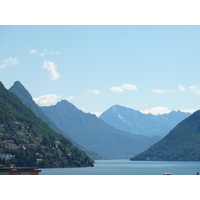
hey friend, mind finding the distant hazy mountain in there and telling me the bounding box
[130,109,200,161]
[99,105,191,137]
[9,81,100,159]
[41,100,161,158]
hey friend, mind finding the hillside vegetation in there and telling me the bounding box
[0,81,94,167]
[130,110,200,161]
[9,81,101,159]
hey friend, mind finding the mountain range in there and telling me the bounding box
[8,81,197,161]
[0,81,94,167]
[41,101,161,158]
[9,81,101,159]
[10,81,161,159]
[130,109,200,161]
[99,105,191,137]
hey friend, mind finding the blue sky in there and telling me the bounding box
[1,25,200,116]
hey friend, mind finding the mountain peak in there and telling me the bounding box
[60,99,69,104]
[100,105,191,137]
[13,80,22,85]
[56,99,73,107]
[10,80,32,97]
[10,81,26,90]
[41,100,161,158]
[0,81,5,89]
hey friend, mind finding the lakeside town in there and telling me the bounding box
[0,121,75,168]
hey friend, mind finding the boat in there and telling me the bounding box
[163,173,171,175]
[0,166,41,175]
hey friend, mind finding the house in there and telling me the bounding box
[54,140,60,148]
[68,152,72,157]
[36,137,42,142]
[4,143,20,150]
[36,159,43,163]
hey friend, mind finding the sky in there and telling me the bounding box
[1,25,200,116]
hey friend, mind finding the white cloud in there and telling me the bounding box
[121,83,138,91]
[177,85,185,92]
[189,85,200,94]
[42,60,61,81]
[169,85,185,93]
[38,49,48,56]
[110,83,138,93]
[0,57,19,70]
[151,89,165,94]
[48,50,59,55]
[86,90,101,94]
[31,49,59,56]
[141,107,196,115]
[110,86,124,93]
[30,49,38,55]
[141,107,171,115]
[65,96,75,101]
[90,112,103,117]
[180,109,196,114]
[33,94,61,106]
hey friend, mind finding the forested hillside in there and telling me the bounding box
[0,81,94,167]
[9,81,101,159]
[130,109,200,161]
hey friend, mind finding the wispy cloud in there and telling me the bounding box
[170,85,186,93]
[33,94,61,106]
[180,109,196,114]
[30,49,59,56]
[90,112,103,117]
[141,107,171,115]
[189,85,200,94]
[177,85,185,92]
[38,49,59,56]
[151,89,166,94]
[0,57,19,70]
[110,86,124,93]
[121,83,138,91]
[42,60,61,81]
[141,107,195,115]
[86,90,101,94]
[30,49,38,55]
[110,83,138,93]
[65,96,75,101]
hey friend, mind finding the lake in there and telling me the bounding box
[40,159,200,175]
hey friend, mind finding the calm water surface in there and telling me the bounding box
[40,159,200,175]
